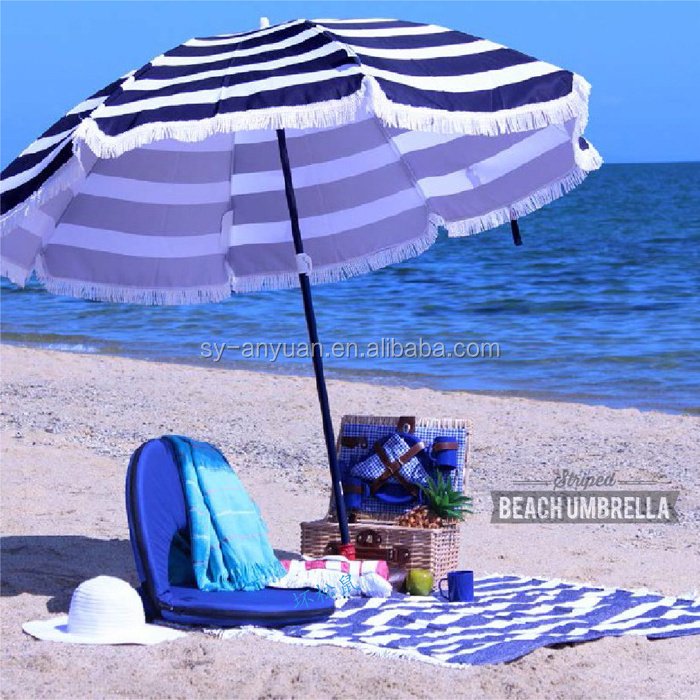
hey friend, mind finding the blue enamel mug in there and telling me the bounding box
[438,570,474,602]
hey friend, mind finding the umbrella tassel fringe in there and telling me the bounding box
[369,74,594,138]
[21,219,440,303]
[71,82,374,159]
[440,164,600,238]
[67,76,593,159]
[0,156,86,240]
[0,257,33,287]
[2,75,596,233]
[32,253,232,304]
[232,219,441,294]
[4,162,602,302]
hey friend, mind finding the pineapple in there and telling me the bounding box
[397,473,472,528]
[397,505,440,528]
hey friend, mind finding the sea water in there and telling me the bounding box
[2,163,699,413]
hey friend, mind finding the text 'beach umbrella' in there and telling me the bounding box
[0,17,601,555]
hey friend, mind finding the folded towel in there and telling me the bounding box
[165,435,285,592]
[274,557,392,598]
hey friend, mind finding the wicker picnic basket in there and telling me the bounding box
[301,415,471,585]
[300,519,461,585]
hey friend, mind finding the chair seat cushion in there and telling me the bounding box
[160,585,335,628]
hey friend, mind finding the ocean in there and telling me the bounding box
[2,163,699,414]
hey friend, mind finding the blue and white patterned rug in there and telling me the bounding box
[210,575,700,667]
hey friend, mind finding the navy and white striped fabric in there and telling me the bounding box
[214,575,700,667]
[1,18,601,303]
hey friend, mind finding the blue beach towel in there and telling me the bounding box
[207,575,700,666]
[165,435,285,592]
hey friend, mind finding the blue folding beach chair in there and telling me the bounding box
[126,438,334,627]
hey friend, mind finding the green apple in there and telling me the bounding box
[406,568,433,596]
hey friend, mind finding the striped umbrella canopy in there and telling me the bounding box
[0,17,601,552]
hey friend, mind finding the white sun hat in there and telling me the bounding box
[22,576,186,645]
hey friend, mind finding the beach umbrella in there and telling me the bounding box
[0,17,601,556]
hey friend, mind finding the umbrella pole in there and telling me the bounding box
[510,218,523,246]
[276,129,355,557]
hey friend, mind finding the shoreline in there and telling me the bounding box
[2,339,696,417]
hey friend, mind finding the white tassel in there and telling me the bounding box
[0,155,86,239]
[0,257,32,286]
[5,159,599,304]
[3,73,599,239]
[368,73,593,138]
[439,166,596,238]
[32,255,232,305]
[72,79,374,160]
[70,74,594,160]
[232,216,440,295]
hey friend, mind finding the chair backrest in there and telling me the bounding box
[125,438,187,610]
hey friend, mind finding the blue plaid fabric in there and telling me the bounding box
[349,433,429,487]
[339,419,468,516]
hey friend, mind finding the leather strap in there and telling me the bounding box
[356,531,410,565]
[432,440,458,453]
[356,529,382,547]
[396,416,415,434]
[370,440,424,496]
[341,435,368,449]
[372,442,417,494]
[325,539,410,566]
[341,481,364,495]
[355,544,410,565]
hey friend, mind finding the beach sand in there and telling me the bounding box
[1,344,698,699]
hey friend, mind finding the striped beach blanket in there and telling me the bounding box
[212,574,700,666]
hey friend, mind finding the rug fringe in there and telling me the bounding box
[215,624,471,669]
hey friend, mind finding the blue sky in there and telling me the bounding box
[2,1,699,166]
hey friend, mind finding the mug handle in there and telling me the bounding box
[438,577,449,600]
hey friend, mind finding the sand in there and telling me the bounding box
[1,344,698,699]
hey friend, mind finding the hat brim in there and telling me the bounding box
[23,615,186,645]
